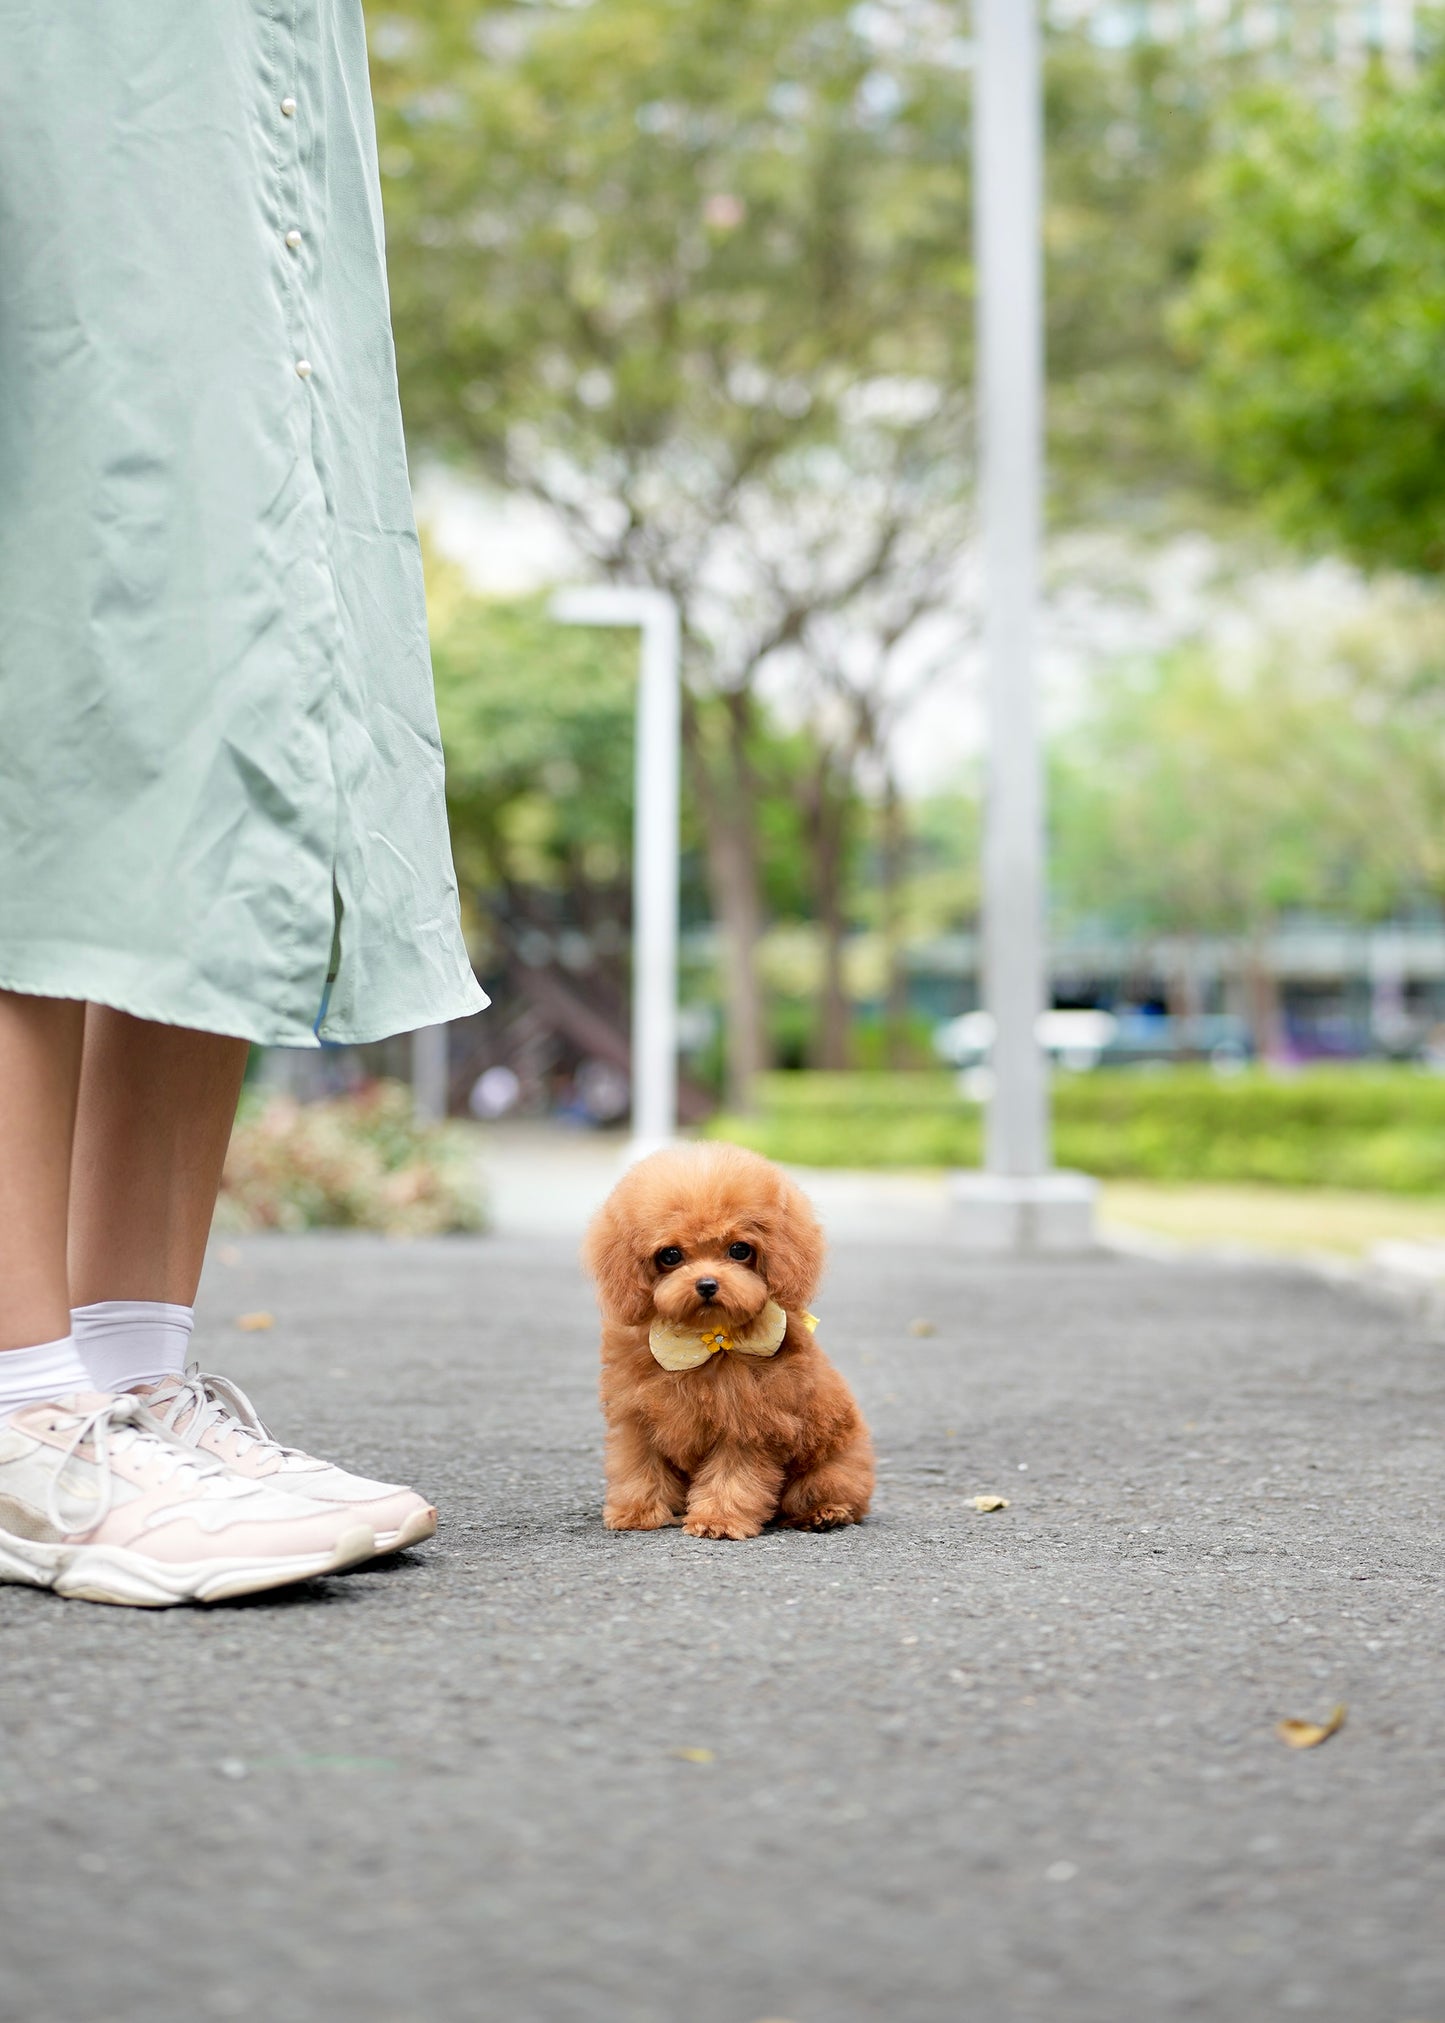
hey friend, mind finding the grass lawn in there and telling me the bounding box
[1098,1181,1445,1258]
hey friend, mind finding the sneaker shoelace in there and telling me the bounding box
[153,1368,319,1477]
[46,1394,228,1538]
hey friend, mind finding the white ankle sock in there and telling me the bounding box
[0,1335,92,1420]
[71,1300,194,1393]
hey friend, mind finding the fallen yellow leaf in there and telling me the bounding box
[969,1494,1010,1512]
[670,1747,715,1764]
[908,1318,938,1337]
[1276,1704,1346,1750]
[234,1311,275,1332]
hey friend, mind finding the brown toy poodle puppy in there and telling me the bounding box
[583,1141,874,1540]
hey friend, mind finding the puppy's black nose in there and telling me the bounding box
[695,1277,719,1300]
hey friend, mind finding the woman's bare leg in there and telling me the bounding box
[0,1001,374,1600]
[68,1008,249,1308]
[0,992,85,1351]
[61,1008,435,1552]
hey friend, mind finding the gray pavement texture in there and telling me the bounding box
[1,1234,1442,2023]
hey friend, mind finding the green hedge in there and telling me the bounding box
[706,1068,1445,1192]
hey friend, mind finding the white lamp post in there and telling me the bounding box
[410,1023,450,1126]
[551,585,682,1160]
[952,0,1096,1249]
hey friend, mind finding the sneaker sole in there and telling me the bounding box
[373,1505,438,1555]
[0,1523,377,1608]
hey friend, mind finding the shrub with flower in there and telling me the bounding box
[218,1082,485,1236]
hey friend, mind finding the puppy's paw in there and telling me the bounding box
[682,1513,764,1540]
[781,1503,864,1530]
[604,1502,683,1531]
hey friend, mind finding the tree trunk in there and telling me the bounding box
[816,809,851,1070]
[1241,926,1285,1062]
[684,688,769,1113]
[704,808,768,1110]
[805,752,854,1072]
[880,772,911,1068]
[1164,937,1201,1057]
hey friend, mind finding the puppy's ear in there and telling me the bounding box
[582,1201,655,1327]
[758,1176,826,1314]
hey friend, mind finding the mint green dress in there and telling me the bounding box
[0,2,487,1047]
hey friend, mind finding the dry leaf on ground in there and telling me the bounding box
[670,1747,715,1764]
[908,1318,938,1336]
[969,1494,1010,1512]
[1276,1704,1346,1749]
[234,1311,275,1332]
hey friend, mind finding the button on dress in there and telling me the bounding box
[0,1,488,1047]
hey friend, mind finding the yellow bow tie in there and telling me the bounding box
[649,1301,818,1372]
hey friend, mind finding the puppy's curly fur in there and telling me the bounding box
[584,1141,874,1540]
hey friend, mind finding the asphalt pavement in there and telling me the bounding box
[1,1229,1441,2023]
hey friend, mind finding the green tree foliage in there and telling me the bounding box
[1054,642,1435,932]
[426,550,831,1078]
[1045,31,1215,503]
[427,561,656,1092]
[1054,654,1388,937]
[371,0,970,486]
[428,571,638,943]
[371,7,1224,512]
[1179,60,1445,572]
[1049,631,1441,1046]
[369,6,1415,1087]
[368,0,977,1098]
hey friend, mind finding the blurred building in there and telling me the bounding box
[1051,0,1421,63]
[904,915,1445,1060]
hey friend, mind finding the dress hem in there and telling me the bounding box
[317,979,491,1048]
[0,961,489,1050]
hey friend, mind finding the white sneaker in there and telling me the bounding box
[138,1369,437,1554]
[0,1394,376,1607]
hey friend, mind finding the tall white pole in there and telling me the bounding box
[411,1023,450,1125]
[551,587,681,1158]
[631,596,682,1154]
[975,0,1051,1180]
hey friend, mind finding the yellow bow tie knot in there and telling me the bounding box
[650,1299,806,1372]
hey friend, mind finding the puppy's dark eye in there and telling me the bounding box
[727,1242,754,1262]
[655,1246,684,1270]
